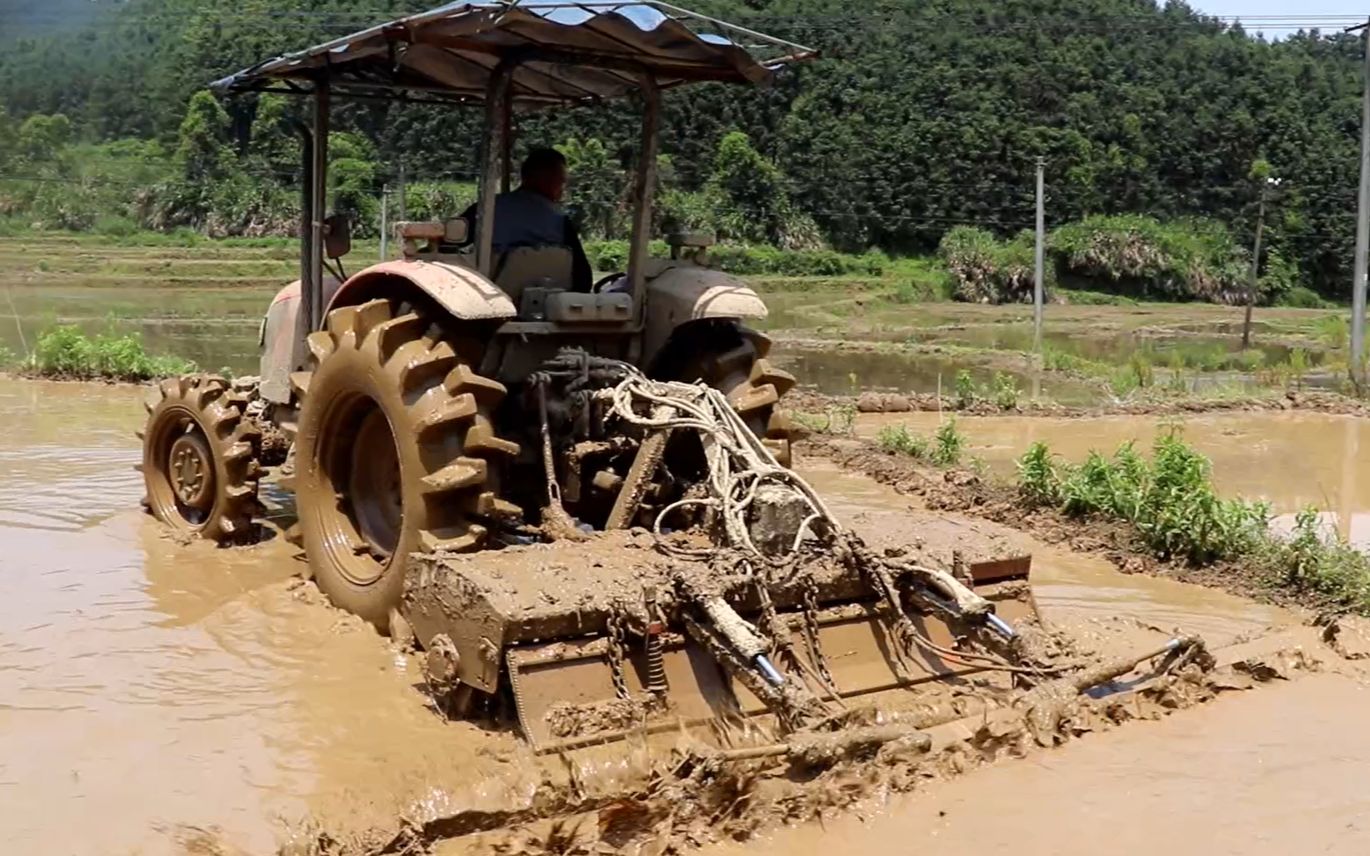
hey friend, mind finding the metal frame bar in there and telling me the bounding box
[293,122,315,371]
[477,60,516,276]
[306,79,330,340]
[627,73,660,321]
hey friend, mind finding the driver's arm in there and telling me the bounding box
[565,217,592,293]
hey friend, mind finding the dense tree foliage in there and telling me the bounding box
[0,0,1366,296]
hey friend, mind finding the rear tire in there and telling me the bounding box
[660,323,796,466]
[292,298,519,630]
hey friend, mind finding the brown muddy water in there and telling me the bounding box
[702,671,1370,856]
[0,375,1328,854]
[857,409,1370,546]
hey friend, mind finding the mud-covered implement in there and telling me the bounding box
[405,354,1042,752]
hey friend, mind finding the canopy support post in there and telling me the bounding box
[307,78,330,335]
[478,61,515,277]
[501,81,514,193]
[293,122,314,371]
[627,74,661,323]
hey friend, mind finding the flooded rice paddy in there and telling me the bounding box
[0,376,1313,853]
[3,239,1369,853]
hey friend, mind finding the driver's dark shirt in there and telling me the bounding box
[490,188,565,249]
[459,190,592,292]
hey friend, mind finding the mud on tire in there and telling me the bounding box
[139,374,263,543]
[291,298,519,630]
[661,322,796,466]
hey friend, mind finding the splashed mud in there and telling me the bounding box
[0,375,1360,855]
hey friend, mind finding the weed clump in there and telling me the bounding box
[1016,432,1267,564]
[29,325,194,381]
[1259,508,1370,610]
[876,424,929,459]
[876,417,964,466]
[793,403,856,436]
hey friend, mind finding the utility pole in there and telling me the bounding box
[1241,179,1271,349]
[1033,156,1045,352]
[1348,19,1370,384]
[379,183,390,261]
[397,160,407,221]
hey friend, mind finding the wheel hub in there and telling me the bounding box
[168,431,214,511]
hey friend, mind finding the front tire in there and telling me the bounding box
[139,374,262,543]
[291,298,519,630]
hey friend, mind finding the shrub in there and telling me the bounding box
[938,226,1044,304]
[1016,433,1268,565]
[1274,285,1330,309]
[931,418,964,466]
[31,325,194,381]
[953,369,977,408]
[1016,442,1060,505]
[1048,215,1247,303]
[876,424,929,459]
[991,372,1019,410]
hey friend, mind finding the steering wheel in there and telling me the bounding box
[592,272,625,293]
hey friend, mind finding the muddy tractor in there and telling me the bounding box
[140,3,1041,752]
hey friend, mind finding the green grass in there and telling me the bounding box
[1017,436,1370,612]
[1016,434,1269,565]
[876,417,964,466]
[26,325,195,381]
[792,403,856,435]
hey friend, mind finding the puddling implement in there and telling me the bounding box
[404,352,1042,752]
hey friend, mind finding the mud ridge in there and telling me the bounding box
[786,386,1370,420]
[800,435,1350,618]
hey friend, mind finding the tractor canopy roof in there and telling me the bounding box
[211,2,815,106]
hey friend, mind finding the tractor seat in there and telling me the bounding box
[494,246,573,302]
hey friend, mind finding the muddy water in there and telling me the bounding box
[703,671,1370,856]
[0,378,532,855]
[0,376,1299,853]
[857,409,1370,546]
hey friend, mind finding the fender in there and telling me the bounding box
[258,260,516,404]
[326,258,516,320]
[641,265,767,368]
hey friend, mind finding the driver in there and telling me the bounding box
[463,147,592,292]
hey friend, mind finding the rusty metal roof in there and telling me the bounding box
[211,2,815,105]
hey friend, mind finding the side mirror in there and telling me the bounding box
[324,214,352,259]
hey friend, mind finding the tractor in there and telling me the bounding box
[140,2,1040,753]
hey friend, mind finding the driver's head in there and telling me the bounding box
[520,147,568,203]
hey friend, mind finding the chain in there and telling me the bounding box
[535,380,562,506]
[750,570,792,663]
[800,576,841,697]
[606,604,631,701]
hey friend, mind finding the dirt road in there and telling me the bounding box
[0,374,1358,854]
